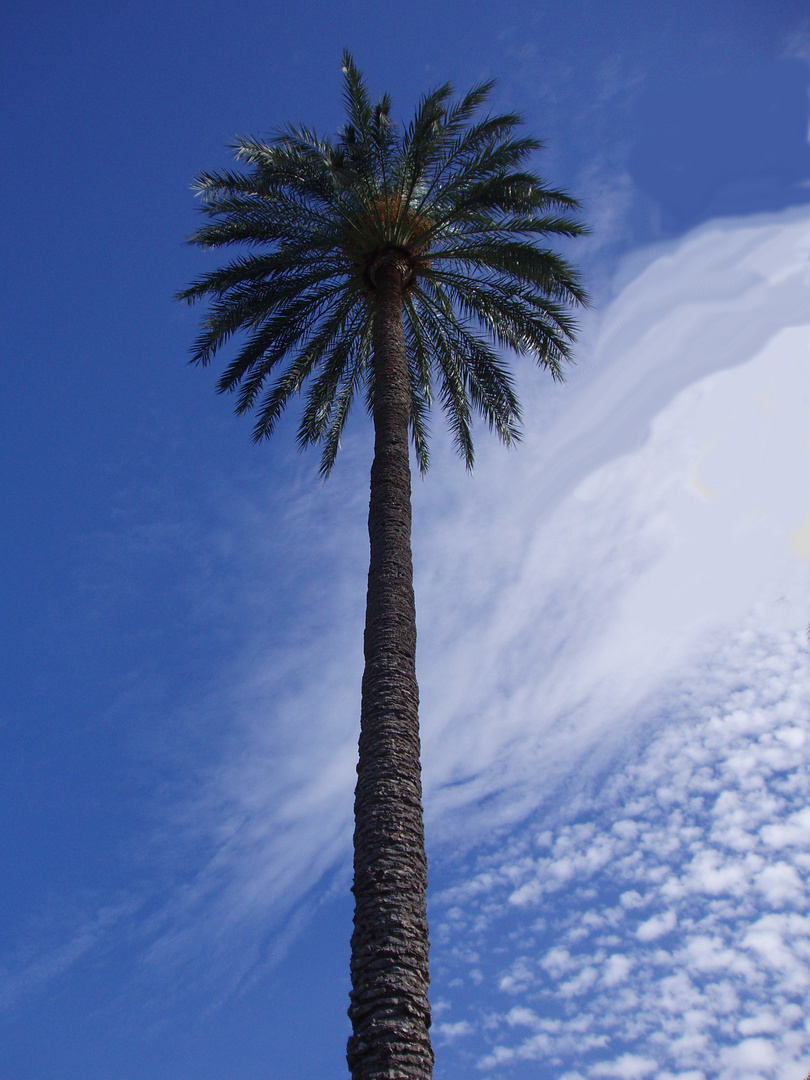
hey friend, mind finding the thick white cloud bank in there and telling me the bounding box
[424,209,810,1079]
[414,206,810,834]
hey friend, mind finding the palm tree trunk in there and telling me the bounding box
[347,254,434,1080]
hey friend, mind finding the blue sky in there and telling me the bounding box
[3,3,810,1079]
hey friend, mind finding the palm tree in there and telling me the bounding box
[178,52,587,1080]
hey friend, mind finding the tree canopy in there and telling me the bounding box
[177,51,588,476]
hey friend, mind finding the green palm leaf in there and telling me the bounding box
[178,52,587,478]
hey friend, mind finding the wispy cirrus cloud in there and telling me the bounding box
[141,206,810,996]
[7,206,810,1027]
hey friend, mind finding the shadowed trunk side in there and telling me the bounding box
[347,254,434,1080]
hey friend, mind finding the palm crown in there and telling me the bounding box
[178,51,588,475]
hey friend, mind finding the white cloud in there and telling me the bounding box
[412,210,810,854]
[21,204,809,1036]
[591,1054,658,1079]
[422,213,810,1080]
[738,1014,783,1037]
[720,1038,779,1073]
[602,954,633,987]
[436,1019,475,1042]
[636,910,677,942]
[430,609,810,1078]
[761,807,810,849]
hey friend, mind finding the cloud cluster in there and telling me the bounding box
[430,615,810,1080]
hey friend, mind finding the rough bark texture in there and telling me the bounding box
[347,254,434,1080]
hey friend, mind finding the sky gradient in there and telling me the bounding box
[3,3,810,1079]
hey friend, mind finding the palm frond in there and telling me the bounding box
[179,52,587,472]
